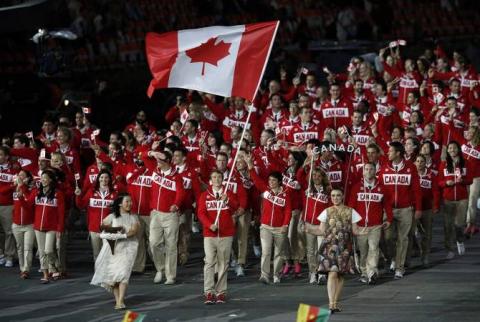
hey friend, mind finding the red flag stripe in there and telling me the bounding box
[146,31,179,97]
[232,21,279,101]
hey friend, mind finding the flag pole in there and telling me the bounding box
[302,149,316,223]
[214,104,253,226]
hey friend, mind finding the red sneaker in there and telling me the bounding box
[472,224,479,235]
[281,263,291,276]
[294,263,301,276]
[216,293,226,304]
[204,293,216,305]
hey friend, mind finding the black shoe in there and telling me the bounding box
[132,271,144,276]
[368,273,377,285]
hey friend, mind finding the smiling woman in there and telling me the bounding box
[90,193,140,310]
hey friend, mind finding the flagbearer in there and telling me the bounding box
[197,170,238,304]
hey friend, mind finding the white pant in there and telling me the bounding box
[149,210,179,281]
[35,230,57,272]
[260,224,287,279]
[204,236,233,295]
[467,177,480,224]
[90,232,102,261]
[12,224,35,272]
[0,205,15,261]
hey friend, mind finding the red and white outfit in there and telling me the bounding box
[76,188,117,259]
[12,186,35,273]
[19,188,65,272]
[319,98,354,130]
[250,168,292,281]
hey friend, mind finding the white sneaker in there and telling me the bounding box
[235,265,245,277]
[317,274,327,284]
[273,276,281,284]
[230,258,237,268]
[0,255,5,266]
[253,245,261,258]
[389,261,396,272]
[153,271,163,284]
[359,276,368,283]
[5,260,13,268]
[309,272,317,284]
[164,279,175,285]
[446,251,455,260]
[394,270,403,280]
[457,242,465,255]
[191,222,200,234]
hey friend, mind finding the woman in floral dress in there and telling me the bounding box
[306,188,361,313]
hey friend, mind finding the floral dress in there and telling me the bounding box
[316,205,361,274]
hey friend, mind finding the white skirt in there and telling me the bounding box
[90,237,138,292]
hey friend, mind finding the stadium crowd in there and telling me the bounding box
[1,35,480,310]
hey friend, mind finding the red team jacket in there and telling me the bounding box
[20,188,65,232]
[379,160,422,211]
[250,168,292,227]
[76,189,117,232]
[197,189,238,237]
[348,179,393,227]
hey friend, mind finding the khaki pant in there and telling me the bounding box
[149,210,179,281]
[0,205,15,261]
[35,230,57,272]
[133,215,151,272]
[204,236,233,295]
[12,223,35,272]
[260,224,287,279]
[304,223,320,273]
[467,177,480,224]
[55,231,68,273]
[357,225,382,278]
[384,207,413,272]
[234,209,251,265]
[443,200,467,251]
[90,232,102,261]
[284,210,305,262]
[178,209,193,262]
[417,210,433,260]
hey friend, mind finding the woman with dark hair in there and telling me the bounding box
[280,151,305,278]
[458,126,480,236]
[12,170,35,279]
[18,169,65,283]
[306,188,362,313]
[91,193,139,310]
[414,155,440,267]
[404,137,420,162]
[300,167,331,284]
[201,131,222,170]
[75,170,117,260]
[420,140,439,175]
[409,111,424,136]
[438,141,472,259]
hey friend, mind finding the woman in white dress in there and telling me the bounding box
[91,193,140,310]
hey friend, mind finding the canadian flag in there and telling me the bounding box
[146,21,279,101]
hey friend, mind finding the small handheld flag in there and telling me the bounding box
[296,303,330,322]
[122,310,146,322]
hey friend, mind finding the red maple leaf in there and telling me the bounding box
[186,37,231,76]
